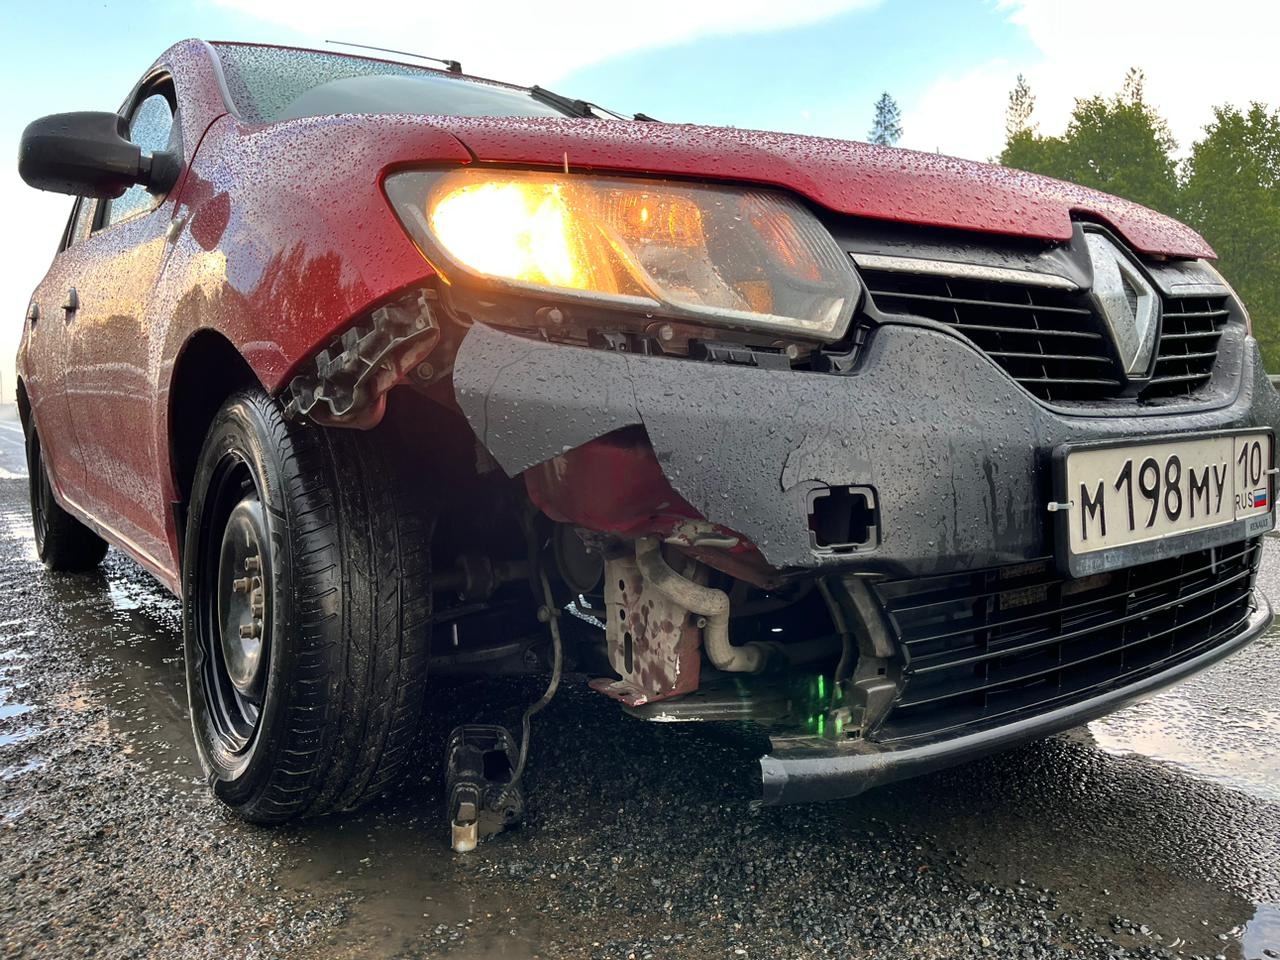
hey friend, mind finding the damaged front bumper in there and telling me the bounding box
[453,320,1279,803]
[454,320,1280,577]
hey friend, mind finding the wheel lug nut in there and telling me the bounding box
[232,577,251,594]
[245,555,261,574]
[251,601,264,618]
[239,623,261,640]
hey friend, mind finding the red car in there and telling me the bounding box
[16,40,1277,830]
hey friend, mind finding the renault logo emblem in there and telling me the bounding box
[1085,233,1159,376]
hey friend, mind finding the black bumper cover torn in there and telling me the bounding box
[452,320,1278,576]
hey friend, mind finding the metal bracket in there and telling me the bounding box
[589,552,703,707]
[285,288,440,428]
[1047,500,1074,512]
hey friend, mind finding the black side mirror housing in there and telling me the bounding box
[18,111,179,199]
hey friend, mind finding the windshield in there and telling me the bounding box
[213,43,578,123]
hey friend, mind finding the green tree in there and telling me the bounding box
[1181,104,1280,370]
[869,92,902,146]
[999,69,1179,215]
[1006,73,1036,141]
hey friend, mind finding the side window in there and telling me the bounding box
[58,197,99,252]
[70,198,97,246]
[102,92,176,229]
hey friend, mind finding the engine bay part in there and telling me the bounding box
[634,536,769,674]
[590,552,702,707]
[285,288,440,428]
[434,555,530,601]
[591,537,776,707]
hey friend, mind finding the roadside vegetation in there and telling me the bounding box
[865,75,1279,373]
[1000,70,1280,372]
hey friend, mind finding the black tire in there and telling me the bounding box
[26,427,108,572]
[182,389,432,823]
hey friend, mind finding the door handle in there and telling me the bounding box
[62,287,79,316]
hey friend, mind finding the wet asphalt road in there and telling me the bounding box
[0,404,1278,960]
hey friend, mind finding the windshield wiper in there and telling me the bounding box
[530,85,655,122]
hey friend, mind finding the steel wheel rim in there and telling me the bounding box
[196,454,273,758]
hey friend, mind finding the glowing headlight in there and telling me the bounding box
[385,169,861,342]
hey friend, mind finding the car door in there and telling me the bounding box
[19,197,99,508]
[64,78,181,570]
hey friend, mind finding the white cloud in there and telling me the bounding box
[899,59,1013,161]
[902,0,1280,162]
[210,0,881,86]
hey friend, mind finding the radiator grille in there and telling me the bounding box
[861,269,1230,405]
[870,540,1261,744]
[861,270,1119,403]
[1141,294,1231,400]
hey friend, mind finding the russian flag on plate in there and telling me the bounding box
[1250,488,1269,509]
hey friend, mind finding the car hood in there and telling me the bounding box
[430,117,1212,259]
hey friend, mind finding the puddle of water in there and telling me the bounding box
[0,623,41,752]
[0,756,45,779]
[279,808,545,958]
[0,701,33,722]
[1243,904,1280,960]
[1088,631,1280,804]
[0,727,39,748]
[107,580,144,612]
[1,676,37,746]
[46,577,194,776]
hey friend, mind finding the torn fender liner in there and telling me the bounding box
[759,594,1272,803]
[453,321,1277,574]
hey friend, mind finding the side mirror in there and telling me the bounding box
[17,111,179,199]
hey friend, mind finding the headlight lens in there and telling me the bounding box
[385,169,861,342]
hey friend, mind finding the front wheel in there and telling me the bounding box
[182,389,432,823]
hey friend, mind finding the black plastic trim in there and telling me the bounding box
[757,593,1271,804]
[453,321,1280,575]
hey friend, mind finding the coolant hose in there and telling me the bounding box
[634,536,768,674]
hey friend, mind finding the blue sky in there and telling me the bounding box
[556,2,1031,144]
[2,0,1277,401]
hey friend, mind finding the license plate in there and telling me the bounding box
[1056,430,1274,575]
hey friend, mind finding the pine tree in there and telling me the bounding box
[998,68,1179,215]
[1121,67,1145,103]
[869,93,902,146]
[1006,74,1036,140]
